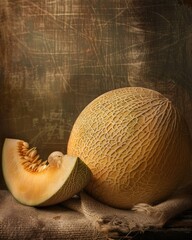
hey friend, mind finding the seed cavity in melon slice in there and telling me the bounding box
[2,138,92,206]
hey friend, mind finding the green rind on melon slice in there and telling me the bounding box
[2,138,92,206]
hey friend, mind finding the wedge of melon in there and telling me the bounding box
[2,138,92,206]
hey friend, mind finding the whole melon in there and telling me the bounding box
[67,87,191,209]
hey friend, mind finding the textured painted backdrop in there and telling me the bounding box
[0,0,192,188]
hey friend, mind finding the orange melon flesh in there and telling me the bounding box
[2,138,91,206]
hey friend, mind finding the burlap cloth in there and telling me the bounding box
[2,189,169,239]
[0,190,106,240]
[1,189,192,240]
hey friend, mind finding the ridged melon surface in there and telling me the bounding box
[2,138,91,206]
[67,87,191,209]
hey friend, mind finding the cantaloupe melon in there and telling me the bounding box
[2,138,92,206]
[67,87,191,209]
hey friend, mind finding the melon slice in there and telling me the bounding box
[2,138,92,206]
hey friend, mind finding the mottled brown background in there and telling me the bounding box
[0,0,192,188]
